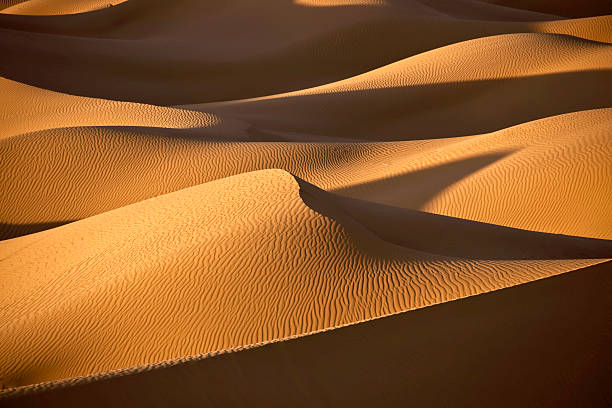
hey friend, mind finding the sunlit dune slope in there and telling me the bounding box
[0,0,24,11]
[0,169,608,388]
[0,0,610,104]
[0,78,246,140]
[2,261,610,407]
[336,108,612,239]
[1,0,126,15]
[0,0,611,404]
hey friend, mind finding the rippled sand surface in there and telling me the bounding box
[1,1,611,406]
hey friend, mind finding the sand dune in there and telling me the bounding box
[190,33,612,140]
[0,1,610,104]
[1,0,611,406]
[2,261,610,407]
[481,0,612,18]
[1,169,608,387]
[2,108,610,239]
[0,77,243,140]
[0,0,24,10]
[1,0,126,15]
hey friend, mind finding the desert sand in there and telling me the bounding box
[0,0,611,407]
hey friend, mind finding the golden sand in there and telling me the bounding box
[1,0,610,406]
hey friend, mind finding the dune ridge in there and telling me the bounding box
[0,1,610,104]
[1,0,126,15]
[1,0,611,406]
[2,108,610,239]
[480,0,612,18]
[1,169,609,388]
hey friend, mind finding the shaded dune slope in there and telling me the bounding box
[0,1,610,104]
[2,31,611,240]
[299,180,612,260]
[0,169,609,388]
[2,261,610,407]
[191,33,612,140]
[481,0,612,18]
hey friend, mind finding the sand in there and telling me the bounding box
[3,261,610,407]
[1,0,126,15]
[1,0,611,406]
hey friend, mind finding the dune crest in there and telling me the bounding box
[0,78,247,141]
[2,108,610,240]
[1,0,126,15]
[0,2,610,104]
[294,0,388,6]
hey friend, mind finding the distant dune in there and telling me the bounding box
[481,0,612,18]
[1,0,610,406]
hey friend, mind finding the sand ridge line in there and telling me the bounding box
[2,255,609,398]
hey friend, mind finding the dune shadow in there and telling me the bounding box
[389,0,563,21]
[209,70,612,141]
[332,153,512,209]
[2,9,608,107]
[471,0,612,18]
[0,221,76,240]
[298,177,612,260]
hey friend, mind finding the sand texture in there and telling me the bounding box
[1,0,611,406]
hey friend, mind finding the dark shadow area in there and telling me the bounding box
[0,0,557,39]
[297,177,612,260]
[0,15,567,105]
[206,70,612,140]
[4,261,610,406]
[478,0,612,18]
[413,0,561,20]
[333,153,512,209]
[4,68,610,142]
[0,221,76,240]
